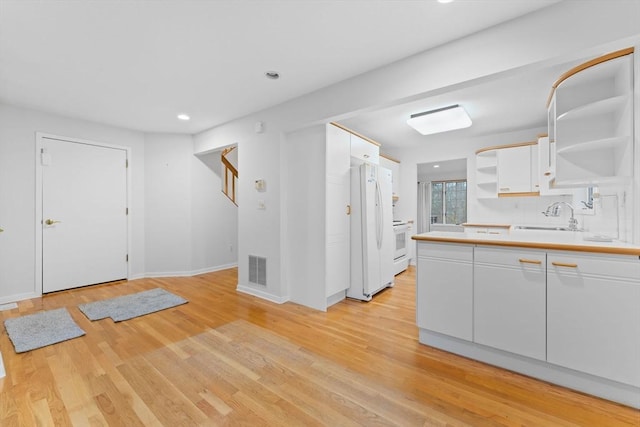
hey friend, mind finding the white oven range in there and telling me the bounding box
[392,221,409,275]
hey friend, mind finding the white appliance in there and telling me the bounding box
[348,163,395,301]
[392,221,410,275]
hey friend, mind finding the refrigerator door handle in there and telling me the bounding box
[375,180,383,249]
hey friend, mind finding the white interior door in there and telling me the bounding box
[41,137,128,293]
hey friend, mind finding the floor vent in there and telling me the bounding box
[249,255,267,286]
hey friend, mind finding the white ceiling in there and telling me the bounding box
[0,0,560,135]
[340,58,585,150]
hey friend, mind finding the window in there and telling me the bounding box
[430,180,467,225]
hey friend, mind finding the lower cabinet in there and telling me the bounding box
[547,252,640,387]
[474,247,546,360]
[416,242,473,341]
[416,241,640,388]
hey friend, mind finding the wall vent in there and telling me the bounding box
[248,255,267,286]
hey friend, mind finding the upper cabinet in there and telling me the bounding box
[497,144,538,196]
[476,142,539,198]
[538,135,573,196]
[330,122,380,165]
[547,48,634,187]
[350,133,380,164]
[379,154,400,199]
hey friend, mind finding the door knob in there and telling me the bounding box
[44,219,62,225]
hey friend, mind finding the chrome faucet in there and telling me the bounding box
[542,201,579,231]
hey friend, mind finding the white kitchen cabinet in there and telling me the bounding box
[538,136,572,196]
[350,133,379,164]
[325,124,351,298]
[474,246,546,360]
[547,251,640,387]
[416,242,473,341]
[548,48,634,187]
[379,155,400,199]
[475,149,498,199]
[530,144,539,193]
[462,224,510,235]
[477,142,538,198]
[497,144,538,195]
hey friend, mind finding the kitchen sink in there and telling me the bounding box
[513,225,573,231]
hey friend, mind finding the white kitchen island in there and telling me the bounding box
[413,230,640,409]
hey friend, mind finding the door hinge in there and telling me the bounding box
[126,207,129,215]
[125,159,129,168]
[126,254,129,262]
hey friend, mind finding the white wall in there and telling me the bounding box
[281,125,327,310]
[0,103,238,303]
[236,131,286,301]
[143,133,240,277]
[391,127,570,253]
[193,1,640,305]
[191,150,238,274]
[0,103,146,302]
[144,133,192,276]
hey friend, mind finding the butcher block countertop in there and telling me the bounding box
[412,230,640,256]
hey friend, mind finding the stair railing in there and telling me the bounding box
[221,147,238,205]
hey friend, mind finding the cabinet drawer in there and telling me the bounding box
[475,246,545,269]
[548,252,640,281]
[463,226,508,235]
[417,242,473,262]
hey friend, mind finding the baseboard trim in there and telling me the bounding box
[134,263,238,280]
[0,292,40,305]
[236,284,289,304]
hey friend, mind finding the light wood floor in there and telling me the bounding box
[1,267,638,426]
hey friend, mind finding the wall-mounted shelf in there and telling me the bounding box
[548,48,634,187]
[556,94,629,122]
[475,149,498,199]
[556,135,630,155]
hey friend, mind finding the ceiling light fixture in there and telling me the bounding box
[433,164,440,168]
[265,71,280,80]
[438,0,454,4]
[177,114,190,121]
[406,104,472,135]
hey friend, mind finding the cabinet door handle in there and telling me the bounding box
[552,262,578,268]
[544,171,552,176]
[488,231,500,235]
[346,205,351,215]
[519,258,542,265]
[499,187,510,191]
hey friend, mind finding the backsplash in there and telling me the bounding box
[469,186,632,243]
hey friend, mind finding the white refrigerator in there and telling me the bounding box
[347,163,395,301]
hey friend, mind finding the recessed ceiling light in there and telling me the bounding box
[265,71,280,80]
[177,114,190,121]
[438,0,454,3]
[433,164,440,168]
[407,104,472,135]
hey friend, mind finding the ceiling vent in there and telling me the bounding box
[248,255,267,286]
